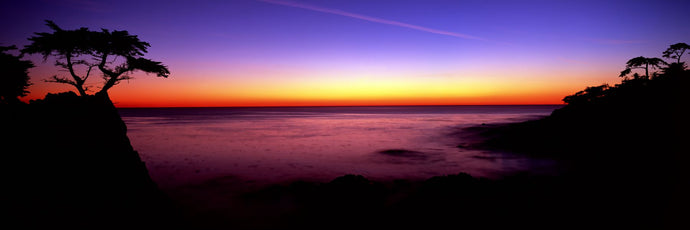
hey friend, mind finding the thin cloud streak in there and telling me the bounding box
[257,0,483,41]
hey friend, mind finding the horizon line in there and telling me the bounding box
[115,104,564,109]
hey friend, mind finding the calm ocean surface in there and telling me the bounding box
[120,105,562,190]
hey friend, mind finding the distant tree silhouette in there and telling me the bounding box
[662,42,689,64]
[0,45,34,104]
[21,20,169,97]
[565,42,688,106]
[619,56,666,79]
[562,84,609,105]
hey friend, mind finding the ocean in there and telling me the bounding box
[119,105,562,190]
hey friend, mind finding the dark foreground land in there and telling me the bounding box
[1,93,177,229]
[2,67,689,229]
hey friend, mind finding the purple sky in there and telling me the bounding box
[2,0,689,106]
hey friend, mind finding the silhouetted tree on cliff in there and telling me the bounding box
[0,45,33,104]
[21,20,169,97]
[619,56,666,79]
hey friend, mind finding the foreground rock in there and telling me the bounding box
[1,92,177,229]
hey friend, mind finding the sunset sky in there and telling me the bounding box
[2,0,689,107]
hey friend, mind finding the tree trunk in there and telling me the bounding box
[100,75,118,95]
[97,54,121,95]
[66,54,88,96]
[75,85,87,97]
[95,91,112,104]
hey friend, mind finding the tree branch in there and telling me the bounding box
[59,54,87,96]
[44,75,77,86]
[114,75,133,86]
[65,53,84,85]
[97,53,115,77]
[83,64,96,82]
[675,49,685,63]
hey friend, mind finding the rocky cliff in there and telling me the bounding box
[1,92,176,229]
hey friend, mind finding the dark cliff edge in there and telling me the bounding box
[466,66,689,179]
[1,92,178,229]
[457,66,690,229]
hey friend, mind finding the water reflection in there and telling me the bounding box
[121,106,560,189]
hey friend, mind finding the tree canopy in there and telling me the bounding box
[0,45,34,104]
[662,42,690,64]
[21,20,169,97]
[619,56,666,79]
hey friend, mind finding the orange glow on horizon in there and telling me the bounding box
[22,63,615,108]
[21,76,603,108]
[104,84,571,107]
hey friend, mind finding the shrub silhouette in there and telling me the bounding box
[0,45,33,104]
